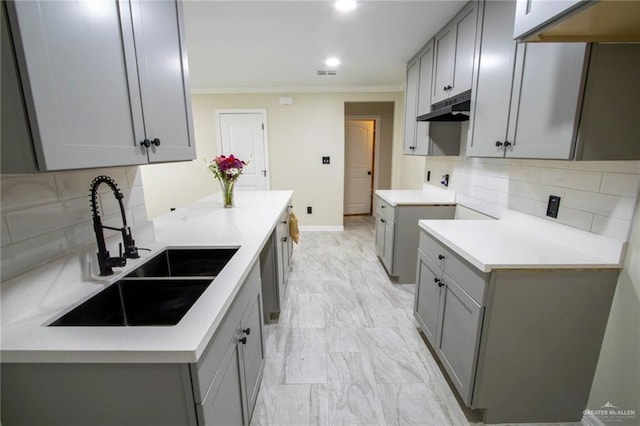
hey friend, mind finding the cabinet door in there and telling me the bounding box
[436,276,483,405]
[197,339,246,426]
[432,26,455,104]
[240,294,265,419]
[374,213,386,259]
[383,219,395,273]
[403,60,420,154]
[450,2,478,98]
[513,0,585,40]
[6,0,146,170]
[507,43,587,159]
[414,251,442,346]
[130,0,195,163]
[415,42,435,156]
[467,0,517,158]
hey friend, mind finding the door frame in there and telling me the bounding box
[215,108,271,190]
[344,115,380,215]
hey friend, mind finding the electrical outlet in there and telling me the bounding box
[546,195,561,218]
[307,206,312,214]
[322,156,330,164]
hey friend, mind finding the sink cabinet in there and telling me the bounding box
[374,195,455,284]
[1,260,265,426]
[1,0,195,172]
[414,228,620,423]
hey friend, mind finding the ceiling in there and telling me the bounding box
[183,0,467,93]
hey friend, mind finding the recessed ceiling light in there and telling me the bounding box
[325,57,341,67]
[335,0,356,13]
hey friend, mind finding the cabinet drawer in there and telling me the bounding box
[191,261,261,403]
[375,196,396,223]
[419,230,488,305]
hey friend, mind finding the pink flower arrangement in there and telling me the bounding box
[208,154,247,183]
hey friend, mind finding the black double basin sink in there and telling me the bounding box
[50,248,238,327]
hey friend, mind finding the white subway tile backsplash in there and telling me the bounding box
[425,157,640,241]
[538,168,602,192]
[534,202,594,232]
[0,174,58,211]
[507,165,541,183]
[508,195,536,215]
[515,181,566,202]
[569,161,640,174]
[0,166,148,281]
[0,230,69,281]
[55,168,129,200]
[591,215,632,241]
[98,186,146,216]
[600,173,640,198]
[5,197,90,242]
[563,189,636,221]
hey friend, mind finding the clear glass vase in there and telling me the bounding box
[219,179,235,208]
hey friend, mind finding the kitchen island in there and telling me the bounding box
[1,190,293,425]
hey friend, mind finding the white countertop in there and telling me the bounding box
[419,210,626,272]
[1,190,293,363]
[375,186,456,207]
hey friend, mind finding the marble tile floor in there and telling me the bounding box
[250,215,581,426]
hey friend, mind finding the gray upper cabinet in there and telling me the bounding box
[402,60,420,155]
[468,0,587,160]
[3,0,195,172]
[512,0,584,41]
[432,2,478,104]
[404,41,434,156]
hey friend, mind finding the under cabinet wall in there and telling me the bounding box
[0,167,149,281]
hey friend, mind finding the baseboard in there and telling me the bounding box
[299,226,344,232]
[582,413,606,426]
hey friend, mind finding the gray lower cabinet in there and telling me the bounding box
[261,206,293,321]
[414,228,620,423]
[1,0,195,172]
[1,261,265,426]
[374,195,455,284]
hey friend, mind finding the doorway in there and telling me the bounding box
[344,118,378,215]
[216,109,270,190]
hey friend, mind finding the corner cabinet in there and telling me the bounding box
[432,1,479,104]
[414,228,621,424]
[374,195,454,284]
[467,0,587,160]
[1,0,195,173]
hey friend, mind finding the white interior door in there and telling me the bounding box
[218,112,268,190]
[344,120,374,215]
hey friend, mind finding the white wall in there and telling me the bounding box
[141,92,405,228]
[0,167,147,281]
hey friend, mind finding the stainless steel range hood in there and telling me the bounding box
[517,0,640,43]
[417,90,471,122]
